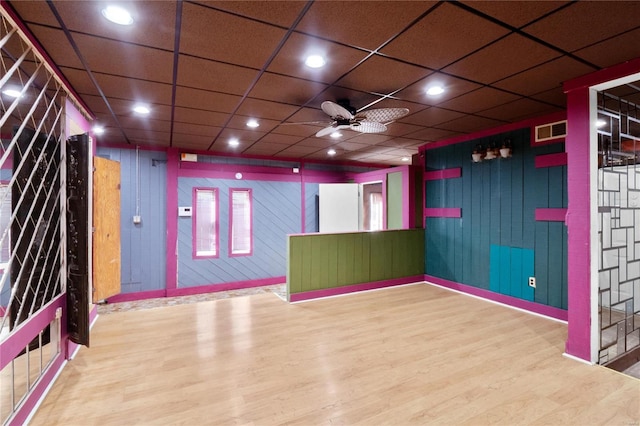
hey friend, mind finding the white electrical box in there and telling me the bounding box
[133,215,142,224]
[178,206,192,217]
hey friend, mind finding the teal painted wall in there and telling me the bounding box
[424,128,568,309]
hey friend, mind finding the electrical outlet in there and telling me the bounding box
[133,215,142,224]
[528,277,536,288]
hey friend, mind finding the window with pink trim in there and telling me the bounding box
[230,188,252,256]
[193,188,219,258]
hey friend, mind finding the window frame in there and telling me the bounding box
[192,187,219,259]
[229,188,253,257]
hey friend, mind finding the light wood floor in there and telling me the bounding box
[31,284,639,425]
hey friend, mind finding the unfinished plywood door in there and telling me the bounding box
[92,157,121,302]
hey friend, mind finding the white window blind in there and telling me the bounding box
[370,192,383,231]
[231,189,252,255]
[195,188,217,256]
[0,184,10,266]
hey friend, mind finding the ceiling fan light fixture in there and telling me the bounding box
[426,85,445,96]
[327,149,336,156]
[102,5,134,25]
[229,138,240,147]
[305,55,326,68]
[133,104,150,115]
[246,119,259,128]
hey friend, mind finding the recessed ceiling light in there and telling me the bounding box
[133,105,150,115]
[426,85,445,96]
[330,132,342,139]
[305,55,326,68]
[3,89,22,98]
[327,149,336,156]
[596,119,607,128]
[92,125,105,135]
[102,5,133,25]
[401,156,410,162]
[229,138,240,147]
[246,119,259,128]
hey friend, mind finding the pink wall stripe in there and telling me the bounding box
[289,275,424,302]
[424,207,461,218]
[425,275,568,321]
[167,276,286,297]
[425,167,461,181]
[535,152,568,168]
[535,208,567,222]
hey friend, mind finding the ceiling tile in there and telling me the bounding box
[174,87,242,113]
[214,128,267,146]
[437,115,505,133]
[336,55,431,95]
[443,34,561,84]
[524,1,640,52]
[123,128,171,144]
[380,2,510,69]
[296,1,436,50]
[272,124,322,138]
[376,137,430,148]
[401,107,465,127]
[381,122,426,137]
[27,25,84,69]
[196,1,307,27]
[530,88,566,108]
[573,28,640,69]
[119,117,172,133]
[493,56,595,97]
[173,107,229,127]
[180,2,286,69]
[242,142,290,156]
[267,33,370,84]
[58,67,99,96]
[225,115,282,133]
[249,73,328,105]
[235,98,300,121]
[172,122,221,137]
[478,98,554,121]
[172,132,221,148]
[437,87,520,114]
[395,73,482,106]
[177,55,259,95]
[343,133,393,145]
[403,128,461,142]
[258,133,305,145]
[273,145,322,157]
[459,1,570,28]
[94,73,173,104]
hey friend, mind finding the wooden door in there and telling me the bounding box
[92,157,121,302]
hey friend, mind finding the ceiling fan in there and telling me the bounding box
[292,100,409,137]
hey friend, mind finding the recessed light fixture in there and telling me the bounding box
[246,119,259,128]
[426,85,445,96]
[102,5,134,25]
[229,138,240,147]
[401,156,410,162]
[305,55,326,69]
[596,119,607,128]
[330,132,342,139]
[133,105,150,115]
[92,125,105,135]
[2,88,22,98]
[327,149,336,156]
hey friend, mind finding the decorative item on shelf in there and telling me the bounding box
[500,139,513,158]
[472,144,485,162]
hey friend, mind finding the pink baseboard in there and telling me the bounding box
[424,275,568,321]
[425,167,461,181]
[106,289,166,304]
[424,207,461,218]
[289,275,425,302]
[168,277,285,297]
[535,208,567,222]
[535,152,567,168]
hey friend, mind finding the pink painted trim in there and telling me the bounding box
[0,294,65,370]
[228,188,253,257]
[168,276,286,297]
[106,289,166,303]
[535,208,567,222]
[564,88,592,361]
[535,152,567,168]
[424,168,461,180]
[192,187,220,259]
[421,111,567,151]
[424,207,461,218]
[289,275,424,302]
[166,149,179,291]
[180,167,304,183]
[424,275,568,321]
[564,56,640,93]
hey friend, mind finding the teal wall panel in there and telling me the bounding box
[425,128,568,309]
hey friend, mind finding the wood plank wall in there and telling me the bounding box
[424,128,568,309]
[288,229,424,295]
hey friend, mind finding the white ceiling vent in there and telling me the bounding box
[534,120,567,143]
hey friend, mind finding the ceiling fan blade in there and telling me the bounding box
[321,101,354,120]
[351,121,387,134]
[361,108,409,123]
[316,125,338,137]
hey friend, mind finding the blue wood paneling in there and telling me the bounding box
[424,127,568,308]
[304,183,319,233]
[97,148,167,294]
[178,178,301,287]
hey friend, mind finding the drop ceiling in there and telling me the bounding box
[5,0,640,165]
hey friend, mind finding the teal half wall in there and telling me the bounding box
[424,127,568,309]
[288,229,424,300]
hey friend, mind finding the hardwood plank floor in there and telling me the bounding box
[30,284,639,425]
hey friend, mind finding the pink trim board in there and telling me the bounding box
[192,187,220,259]
[288,275,425,302]
[425,168,461,180]
[424,275,568,321]
[535,152,567,168]
[228,188,254,257]
[535,208,567,222]
[167,276,285,297]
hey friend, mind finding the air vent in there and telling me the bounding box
[534,120,567,143]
